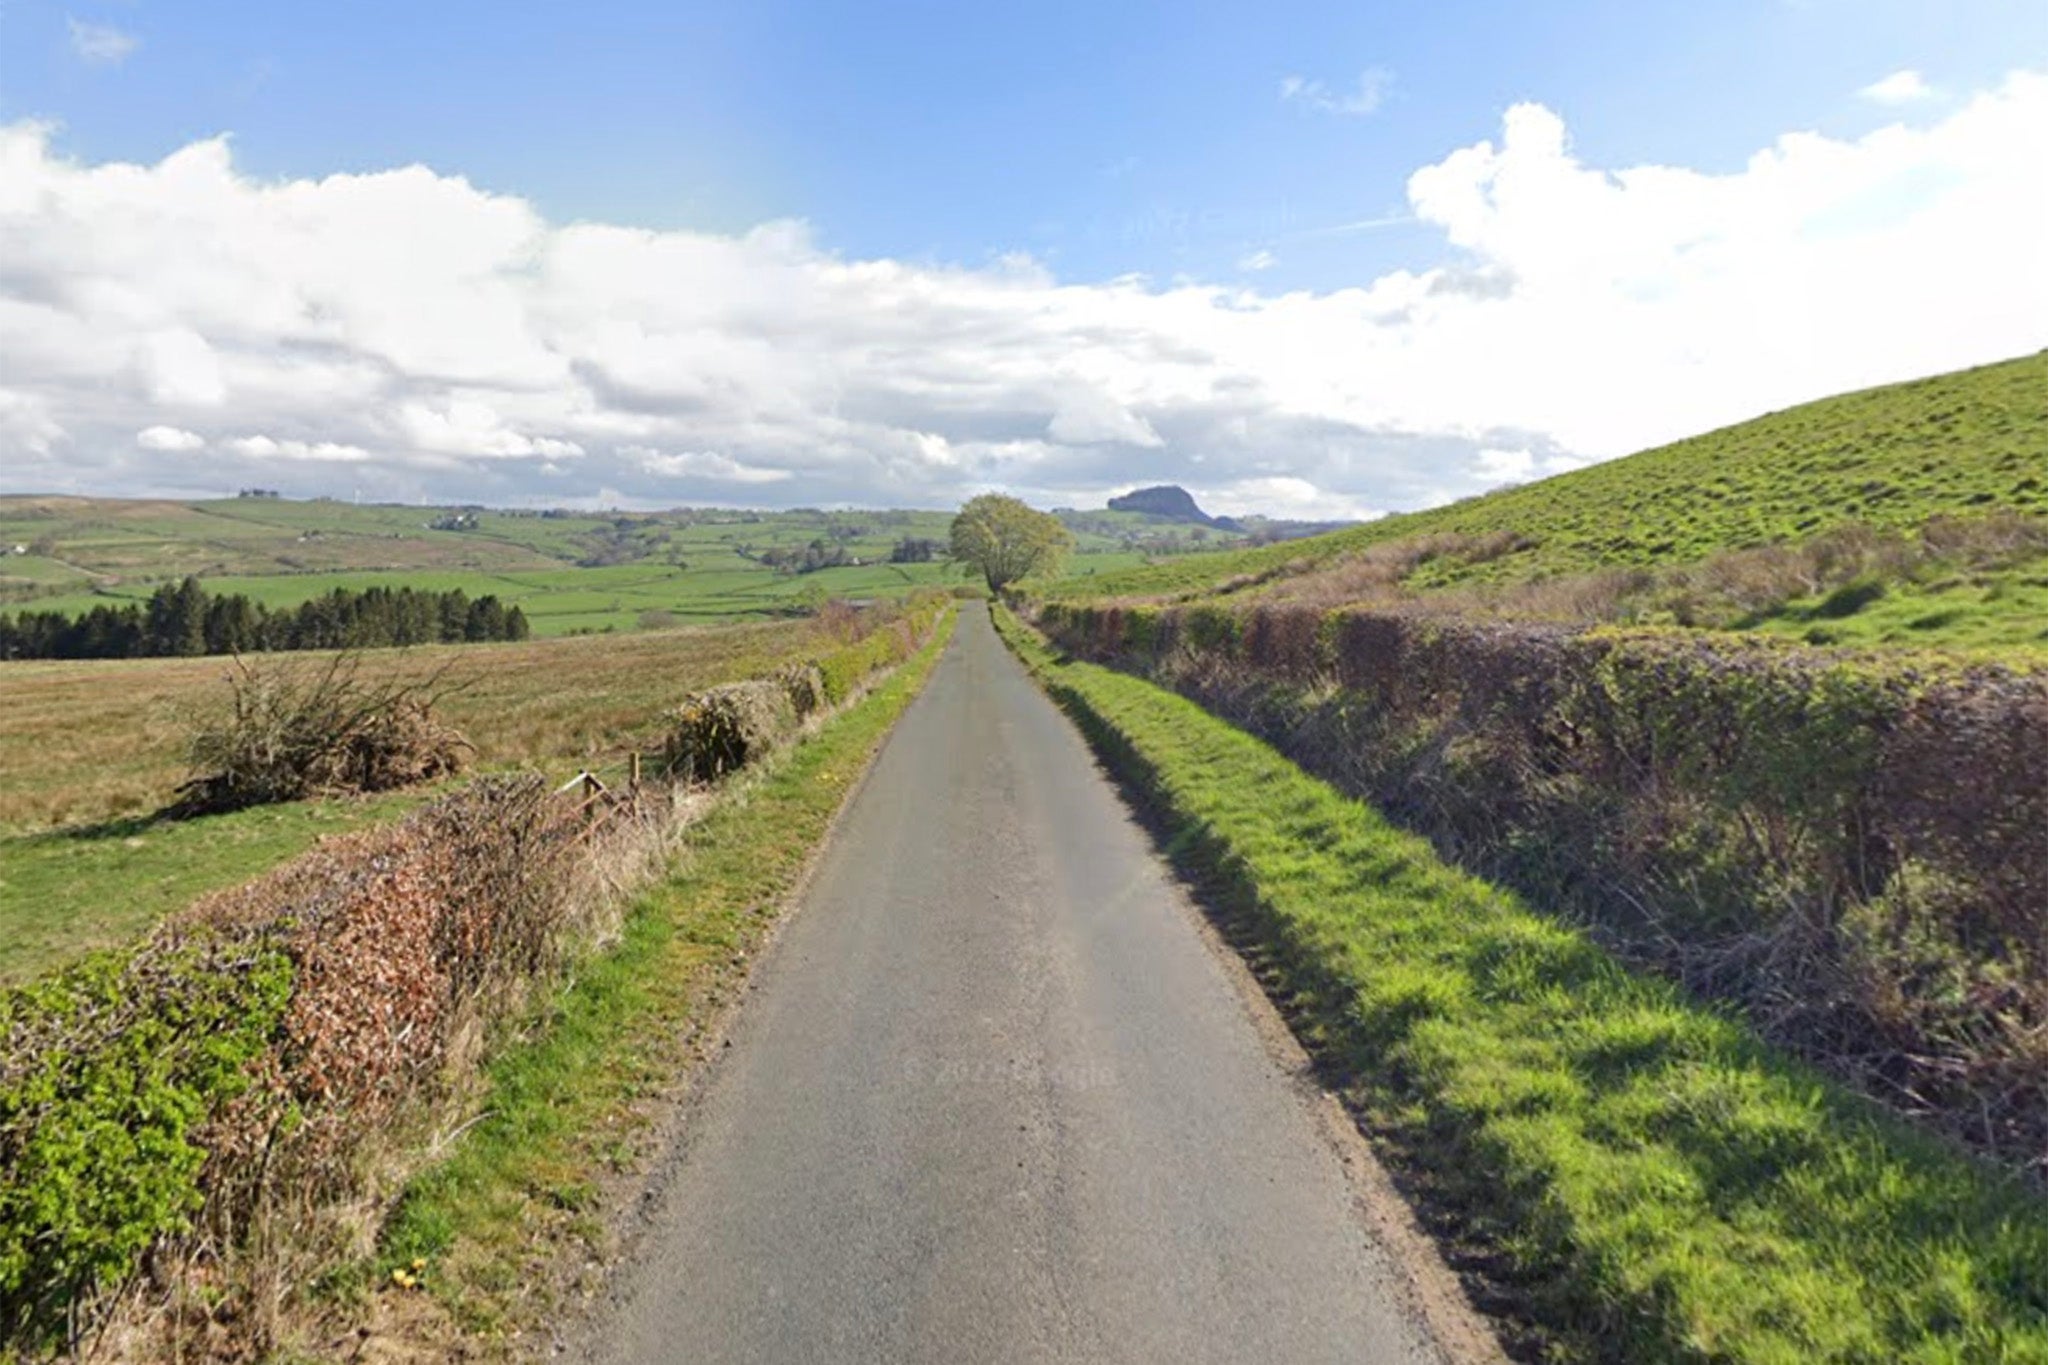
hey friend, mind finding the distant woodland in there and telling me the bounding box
[0,578,529,660]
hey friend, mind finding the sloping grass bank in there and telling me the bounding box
[372,608,958,1346]
[1048,351,2048,606]
[994,605,2048,1364]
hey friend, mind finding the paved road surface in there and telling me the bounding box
[585,604,1445,1364]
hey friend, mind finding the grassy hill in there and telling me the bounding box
[1047,351,2048,654]
[1051,353,2048,582]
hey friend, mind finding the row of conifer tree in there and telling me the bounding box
[0,577,530,660]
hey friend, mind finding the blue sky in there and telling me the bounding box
[8,0,2041,289]
[1,1,2044,511]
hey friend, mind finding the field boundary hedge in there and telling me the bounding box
[0,596,949,1359]
[373,603,960,1347]
[997,603,2048,1362]
[1030,597,2048,1183]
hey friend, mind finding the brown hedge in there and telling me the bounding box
[1037,598,2048,1179]
[0,597,955,1355]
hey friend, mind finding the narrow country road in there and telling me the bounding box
[584,604,1451,1364]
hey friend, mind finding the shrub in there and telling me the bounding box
[807,594,949,706]
[662,681,797,781]
[778,661,828,718]
[0,934,293,1349]
[0,775,641,1355]
[171,653,470,816]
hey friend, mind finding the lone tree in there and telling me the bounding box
[949,494,1073,592]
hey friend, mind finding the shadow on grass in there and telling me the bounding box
[49,812,175,843]
[1034,673,1557,1363]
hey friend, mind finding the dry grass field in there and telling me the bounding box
[0,621,826,833]
[0,620,830,983]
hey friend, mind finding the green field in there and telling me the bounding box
[1746,557,2048,651]
[1045,351,2048,655]
[13,559,967,636]
[0,497,1191,636]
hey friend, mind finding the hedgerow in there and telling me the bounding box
[1033,598,2048,1181]
[0,937,292,1343]
[661,594,944,780]
[0,598,952,1358]
[998,603,2048,1362]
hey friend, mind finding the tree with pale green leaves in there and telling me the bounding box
[949,494,1074,592]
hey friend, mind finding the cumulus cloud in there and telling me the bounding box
[1203,476,1384,522]
[624,446,791,484]
[1280,68,1394,116]
[2,68,2045,514]
[1861,70,1935,105]
[225,435,373,462]
[136,425,205,452]
[67,18,139,66]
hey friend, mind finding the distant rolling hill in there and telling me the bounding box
[0,484,1351,637]
[0,499,974,635]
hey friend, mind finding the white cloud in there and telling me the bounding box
[1238,248,1277,272]
[1474,447,1534,484]
[0,391,65,456]
[137,425,205,452]
[393,399,586,459]
[225,435,373,462]
[1281,68,1394,116]
[67,18,139,66]
[1,68,2045,514]
[1861,70,1935,105]
[1046,388,1164,447]
[1200,476,1384,522]
[624,446,792,484]
[138,330,227,406]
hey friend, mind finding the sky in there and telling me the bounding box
[1,1,2044,517]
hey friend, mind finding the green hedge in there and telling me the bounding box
[0,936,293,1345]
[811,595,949,705]
[998,604,2048,1363]
[1034,598,2048,1177]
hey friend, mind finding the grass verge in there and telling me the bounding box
[993,603,2048,1364]
[367,609,958,1346]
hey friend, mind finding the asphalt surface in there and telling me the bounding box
[586,603,1445,1364]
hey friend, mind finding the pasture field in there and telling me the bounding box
[0,497,1166,610]
[13,558,965,636]
[0,493,1221,639]
[0,498,573,591]
[0,619,832,983]
[1050,350,2048,621]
